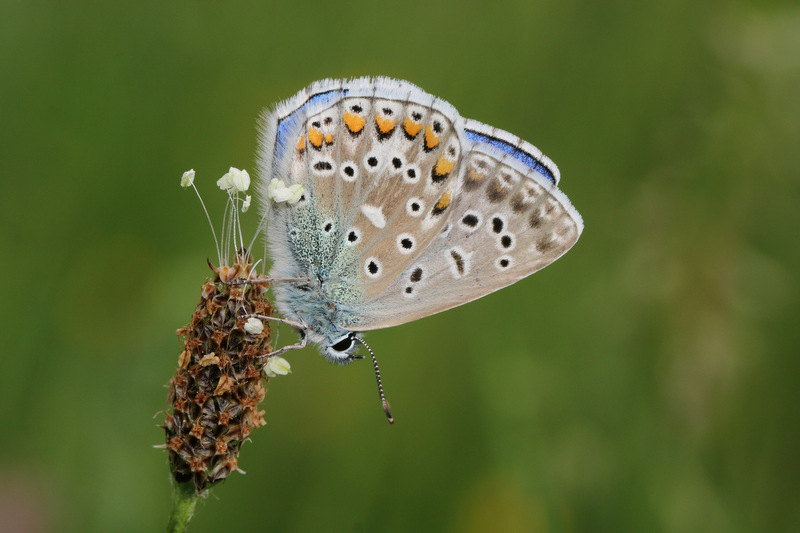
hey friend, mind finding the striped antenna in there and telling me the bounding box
[355,336,394,424]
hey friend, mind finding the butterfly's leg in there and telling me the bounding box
[259,333,307,359]
[245,313,305,331]
[246,313,309,359]
[226,277,311,286]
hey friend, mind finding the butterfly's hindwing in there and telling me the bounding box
[344,121,582,331]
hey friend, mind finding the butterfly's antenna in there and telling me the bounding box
[354,336,394,424]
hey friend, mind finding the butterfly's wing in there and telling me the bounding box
[257,77,582,332]
[258,77,463,323]
[342,118,583,331]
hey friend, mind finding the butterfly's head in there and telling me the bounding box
[323,332,364,365]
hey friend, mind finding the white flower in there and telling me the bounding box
[285,184,304,204]
[217,173,232,191]
[217,167,250,193]
[242,195,252,212]
[267,178,284,200]
[265,355,291,377]
[230,167,250,192]
[267,178,304,204]
[180,169,195,188]
[244,317,264,335]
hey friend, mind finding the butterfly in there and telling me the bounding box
[255,77,583,421]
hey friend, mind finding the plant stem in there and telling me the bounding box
[167,480,202,533]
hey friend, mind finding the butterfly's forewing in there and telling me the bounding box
[344,119,583,331]
[260,78,466,307]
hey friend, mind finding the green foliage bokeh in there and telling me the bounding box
[1,1,798,532]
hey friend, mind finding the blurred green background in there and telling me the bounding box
[2,1,798,532]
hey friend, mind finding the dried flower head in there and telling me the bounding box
[163,253,274,492]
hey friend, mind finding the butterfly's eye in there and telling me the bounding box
[330,335,354,352]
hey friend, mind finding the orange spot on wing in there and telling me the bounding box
[434,155,455,176]
[425,124,441,149]
[344,112,366,133]
[434,192,452,211]
[296,136,305,151]
[375,115,396,134]
[324,133,333,144]
[403,118,423,137]
[308,128,323,148]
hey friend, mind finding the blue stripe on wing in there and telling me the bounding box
[463,128,556,184]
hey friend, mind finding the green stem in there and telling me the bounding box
[167,480,202,533]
